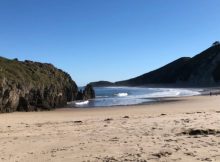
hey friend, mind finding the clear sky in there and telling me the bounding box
[0,0,219,86]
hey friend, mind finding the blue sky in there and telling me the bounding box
[0,0,220,86]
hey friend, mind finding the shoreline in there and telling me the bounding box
[67,96,184,110]
[1,95,220,162]
[65,96,186,111]
[72,86,220,109]
[60,95,218,115]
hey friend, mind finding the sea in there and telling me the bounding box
[69,87,202,108]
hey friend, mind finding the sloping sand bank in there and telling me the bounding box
[0,96,220,162]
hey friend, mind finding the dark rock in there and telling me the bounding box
[74,121,83,124]
[76,84,95,101]
[180,128,220,136]
[104,118,113,122]
[17,97,30,112]
[83,84,95,100]
[0,57,78,113]
[212,41,220,46]
[152,150,172,158]
[123,116,130,119]
[76,90,83,100]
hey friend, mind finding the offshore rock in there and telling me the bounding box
[83,84,95,100]
[76,84,96,101]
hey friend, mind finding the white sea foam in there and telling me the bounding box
[135,88,200,98]
[96,96,109,98]
[104,86,129,89]
[115,93,128,97]
[75,100,89,105]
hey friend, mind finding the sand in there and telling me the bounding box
[0,95,220,162]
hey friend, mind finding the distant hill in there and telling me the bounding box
[90,81,115,87]
[91,43,220,87]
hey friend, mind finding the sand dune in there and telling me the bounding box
[0,96,220,162]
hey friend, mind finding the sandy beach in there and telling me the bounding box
[0,95,220,162]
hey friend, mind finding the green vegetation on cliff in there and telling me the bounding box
[0,57,78,113]
[0,57,73,88]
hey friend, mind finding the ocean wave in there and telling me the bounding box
[75,100,89,105]
[96,96,109,98]
[115,93,128,97]
[74,87,202,108]
[140,88,200,98]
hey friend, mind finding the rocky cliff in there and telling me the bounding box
[0,57,78,113]
[116,57,191,86]
[91,43,220,87]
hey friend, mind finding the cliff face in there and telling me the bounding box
[116,44,220,87]
[116,57,191,86]
[91,44,220,87]
[0,57,78,113]
[176,45,220,85]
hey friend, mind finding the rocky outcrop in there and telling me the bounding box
[83,84,95,100]
[76,84,95,101]
[0,57,78,113]
[76,90,84,101]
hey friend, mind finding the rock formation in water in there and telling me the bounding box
[83,84,95,100]
[0,57,78,113]
[76,89,84,101]
[76,84,96,101]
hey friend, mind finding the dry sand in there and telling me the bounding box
[0,95,220,162]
